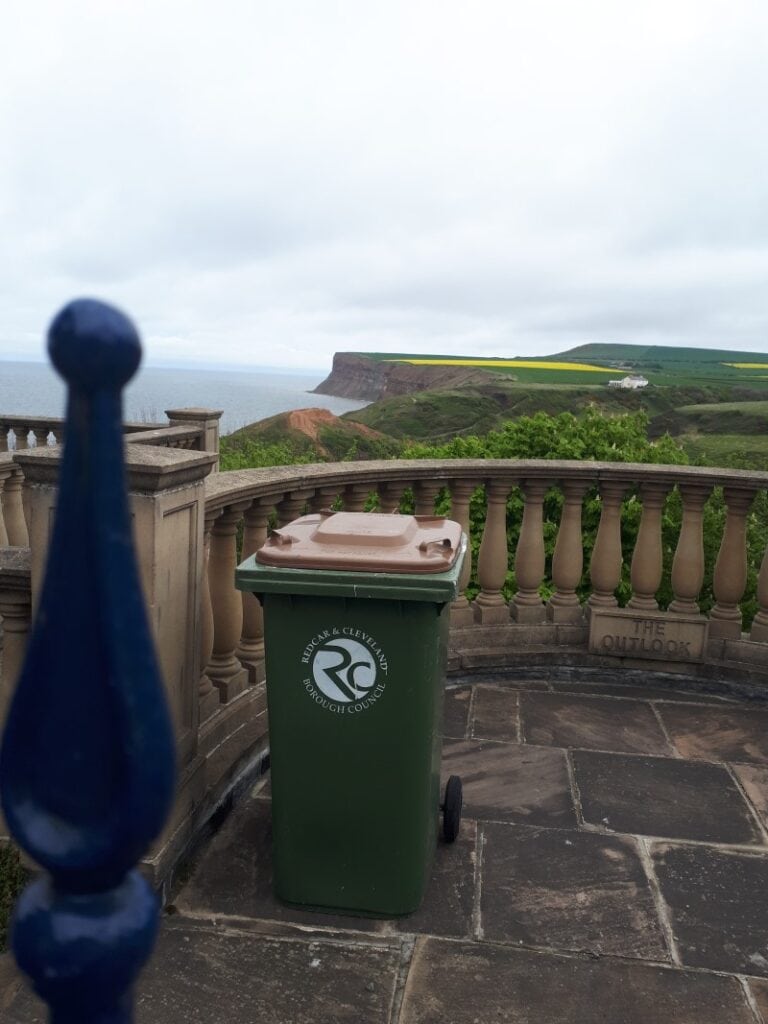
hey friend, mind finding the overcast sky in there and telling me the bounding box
[2,1,767,371]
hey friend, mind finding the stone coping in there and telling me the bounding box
[204,458,768,514]
[13,445,217,492]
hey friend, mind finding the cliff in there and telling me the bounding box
[312,352,500,401]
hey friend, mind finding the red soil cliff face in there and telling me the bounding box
[312,353,501,401]
[284,407,382,443]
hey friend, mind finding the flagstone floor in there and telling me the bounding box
[6,670,768,1023]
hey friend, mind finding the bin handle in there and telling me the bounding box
[269,529,297,547]
[418,537,454,556]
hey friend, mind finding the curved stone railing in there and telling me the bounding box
[201,459,768,704]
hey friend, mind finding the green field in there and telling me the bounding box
[353,343,768,391]
[679,434,768,471]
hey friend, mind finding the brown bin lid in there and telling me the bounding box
[256,512,463,573]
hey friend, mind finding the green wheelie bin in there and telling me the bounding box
[235,510,466,917]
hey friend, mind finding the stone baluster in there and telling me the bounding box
[343,483,370,512]
[14,427,29,450]
[0,548,32,729]
[669,483,711,614]
[277,489,313,526]
[588,481,627,612]
[310,485,340,513]
[709,487,755,639]
[237,498,272,684]
[32,427,49,449]
[511,479,548,623]
[628,482,671,611]
[449,479,476,627]
[378,480,409,513]
[548,479,589,623]
[750,539,768,642]
[0,466,9,547]
[414,479,441,516]
[208,501,250,701]
[473,478,514,624]
[0,427,9,453]
[3,465,29,547]
[198,509,221,723]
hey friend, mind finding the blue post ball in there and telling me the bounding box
[48,299,142,392]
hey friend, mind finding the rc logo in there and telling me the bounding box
[313,638,376,702]
[301,628,388,714]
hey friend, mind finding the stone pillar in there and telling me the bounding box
[474,478,513,624]
[0,547,32,730]
[165,408,223,471]
[343,483,370,512]
[0,428,8,454]
[277,489,313,526]
[511,479,548,624]
[237,499,272,684]
[588,481,627,612]
[310,486,340,513]
[449,479,476,627]
[414,480,442,516]
[378,479,409,514]
[3,463,29,547]
[208,501,251,702]
[710,486,755,640]
[198,510,221,724]
[669,483,710,614]
[14,444,216,765]
[32,428,49,449]
[628,482,670,611]
[0,459,11,547]
[548,479,589,624]
[14,427,29,450]
[750,539,768,643]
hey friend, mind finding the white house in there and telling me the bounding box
[607,374,649,389]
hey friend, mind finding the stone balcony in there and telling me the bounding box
[7,666,768,1022]
[3,435,768,1022]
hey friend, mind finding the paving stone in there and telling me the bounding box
[520,691,672,755]
[442,739,576,827]
[747,978,768,1019]
[653,842,768,976]
[732,763,768,833]
[550,679,738,704]
[442,687,471,738]
[657,704,768,764]
[480,822,668,959]
[6,917,402,1024]
[470,685,519,741]
[573,750,762,844]
[399,937,754,1024]
[399,820,476,939]
[178,795,476,937]
[178,797,385,932]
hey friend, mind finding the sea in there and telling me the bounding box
[0,360,368,436]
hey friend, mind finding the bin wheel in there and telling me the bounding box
[442,775,462,843]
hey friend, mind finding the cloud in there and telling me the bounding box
[1,0,768,369]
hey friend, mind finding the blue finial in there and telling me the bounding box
[0,299,176,1022]
[48,299,141,391]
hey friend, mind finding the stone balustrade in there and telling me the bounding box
[4,448,768,890]
[202,459,768,697]
[0,416,64,452]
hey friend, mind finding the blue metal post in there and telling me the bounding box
[0,300,176,1023]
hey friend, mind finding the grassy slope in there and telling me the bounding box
[345,381,734,440]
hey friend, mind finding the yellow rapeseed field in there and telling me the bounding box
[723,363,768,369]
[386,358,616,373]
